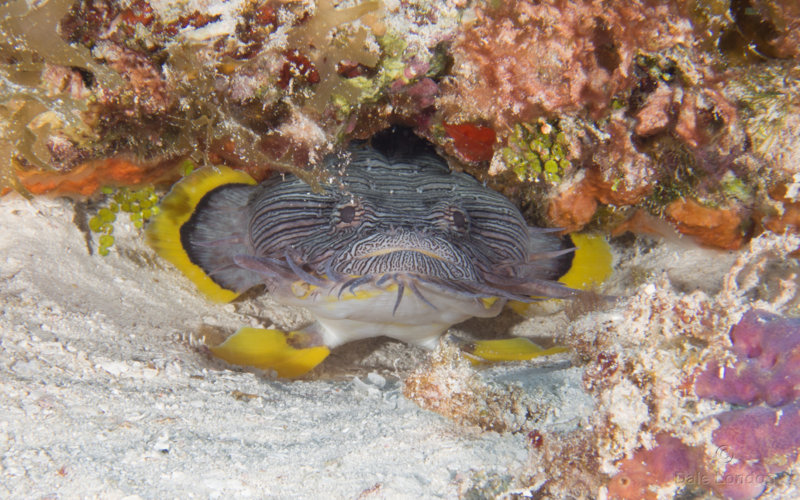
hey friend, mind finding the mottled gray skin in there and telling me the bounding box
[181,128,575,347]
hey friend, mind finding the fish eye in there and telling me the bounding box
[340,205,356,223]
[450,209,469,232]
[335,201,361,228]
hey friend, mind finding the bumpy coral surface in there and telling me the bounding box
[2,0,800,253]
[696,310,800,407]
[441,1,692,126]
[436,0,800,249]
[0,0,461,196]
[608,308,800,500]
[512,233,800,499]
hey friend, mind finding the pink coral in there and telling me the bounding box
[440,0,693,129]
[712,403,800,499]
[607,434,703,500]
[607,423,782,500]
[695,311,800,496]
[608,309,800,500]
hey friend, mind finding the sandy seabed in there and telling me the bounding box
[1,192,761,499]
[1,195,572,498]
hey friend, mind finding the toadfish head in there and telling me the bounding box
[147,127,583,348]
[242,128,576,311]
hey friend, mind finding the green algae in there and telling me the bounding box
[89,186,161,256]
[502,121,571,184]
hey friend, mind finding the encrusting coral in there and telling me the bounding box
[0,0,460,196]
[440,1,693,127]
[2,0,800,252]
[435,0,800,249]
[695,309,800,407]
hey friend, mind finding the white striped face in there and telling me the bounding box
[236,134,574,343]
[245,142,536,295]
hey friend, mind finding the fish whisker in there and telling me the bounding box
[284,250,328,287]
[407,279,437,311]
[392,282,405,316]
[337,275,374,299]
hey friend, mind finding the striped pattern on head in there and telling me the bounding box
[240,129,574,304]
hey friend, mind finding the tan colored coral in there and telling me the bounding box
[749,0,800,59]
[546,174,599,232]
[590,117,656,202]
[633,83,675,137]
[546,163,654,233]
[403,343,551,433]
[763,183,800,235]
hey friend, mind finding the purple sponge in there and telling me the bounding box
[712,402,800,499]
[695,310,800,407]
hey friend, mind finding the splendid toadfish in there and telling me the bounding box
[146,128,610,377]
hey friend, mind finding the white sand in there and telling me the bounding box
[1,193,751,498]
[0,195,583,498]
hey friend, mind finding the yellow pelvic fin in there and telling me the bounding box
[145,166,256,303]
[209,327,330,378]
[467,338,569,365]
[558,232,613,291]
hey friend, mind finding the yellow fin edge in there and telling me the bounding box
[145,166,256,303]
[558,232,613,291]
[509,232,612,314]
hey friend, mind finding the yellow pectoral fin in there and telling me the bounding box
[145,165,256,303]
[209,327,330,378]
[558,232,612,291]
[468,338,569,365]
[509,232,613,315]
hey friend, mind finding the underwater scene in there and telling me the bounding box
[1,0,799,498]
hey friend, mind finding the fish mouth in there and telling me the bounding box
[355,246,454,263]
[332,231,478,282]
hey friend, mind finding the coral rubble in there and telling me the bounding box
[542,233,800,500]
[403,343,554,434]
